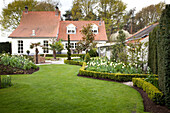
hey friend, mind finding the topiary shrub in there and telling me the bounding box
[88,48,98,57]
[84,53,91,63]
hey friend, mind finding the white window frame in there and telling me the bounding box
[67,24,76,34]
[43,40,49,53]
[18,40,23,53]
[91,24,98,34]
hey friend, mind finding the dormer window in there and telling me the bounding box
[91,24,98,34]
[67,24,76,34]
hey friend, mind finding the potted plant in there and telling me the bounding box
[26,50,30,55]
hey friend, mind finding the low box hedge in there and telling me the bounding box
[64,60,158,82]
[64,60,83,66]
[132,78,164,105]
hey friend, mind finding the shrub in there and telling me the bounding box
[0,75,12,88]
[64,60,83,66]
[84,53,91,63]
[132,78,164,105]
[0,54,37,70]
[88,48,98,57]
[0,42,11,54]
[144,74,159,88]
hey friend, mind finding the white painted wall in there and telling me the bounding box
[11,38,107,55]
[11,38,53,55]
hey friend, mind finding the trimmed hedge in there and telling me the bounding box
[64,60,157,82]
[41,54,85,57]
[0,42,11,54]
[64,60,84,66]
[132,78,164,105]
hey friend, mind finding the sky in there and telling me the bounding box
[0,0,169,42]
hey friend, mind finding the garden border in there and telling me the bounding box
[64,60,158,82]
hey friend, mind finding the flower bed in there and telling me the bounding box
[132,78,164,105]
[0,54,39,74]
[86,57,144,74]
[64,60,157,82]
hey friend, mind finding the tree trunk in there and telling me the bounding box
[53,49,56,59]
[36,48,39,64]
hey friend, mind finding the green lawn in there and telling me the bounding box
[0,64,145,113]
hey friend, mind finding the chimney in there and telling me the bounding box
[32,30,35,36]
[25,6,28,13]
[55,5,59,16]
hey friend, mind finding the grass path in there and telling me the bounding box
[0,64,145,113]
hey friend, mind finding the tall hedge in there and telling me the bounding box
[148,4,170,108]
[157,4,170,108]
[148,27,158,74]
[0,42,11,54]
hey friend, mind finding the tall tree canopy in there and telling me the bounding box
[0,0,60,31]
[134,2,165,32]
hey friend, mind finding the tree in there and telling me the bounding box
[67,35,71,60]
[97,0,127,38]
[78,24,96,52]
[0,0,59,31]
[49,39,64,59]
[84,11,98,20]
[63,10,72,21]
[157,4,170,108]
[0,0,37,30]
[30,42,41,64]
[71,0,83,20]
[135,2,165,31]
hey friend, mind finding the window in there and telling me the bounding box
[75,43,77,48]
[91,24,98,34]
[43,40,49,53]
[65,43,68,49]
[67,24,76,34]
[70,43,74,48]
[65,43,75,48]
[18,40,23,53]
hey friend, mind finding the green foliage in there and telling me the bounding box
[0,0,58,30]
[30,42,41,64]
[64,60,83,66]
[148,27,158,74]
[0,54,37,70]
[67,35,71,60]
[78,24,96,52]
[86,57,144,74]
[135,2,165,32]
[84,53,91,63]
[26,50,30,55]
[64,59,156,82]
[71,0,83,20]
[132,78,164,105]
[0,75,12,88]
[88,48,98,57]
[0,42,11,54]
[144,74,159,88]
[157,4,170,108]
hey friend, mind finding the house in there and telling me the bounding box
[8,6,107,55]
[125,23,158,44]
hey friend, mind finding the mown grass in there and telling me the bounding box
[0,64,145,113]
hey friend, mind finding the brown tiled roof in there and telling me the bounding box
[9,11,60,38]
[58,21,108,41]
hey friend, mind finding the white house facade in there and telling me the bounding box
[9,7,108,55]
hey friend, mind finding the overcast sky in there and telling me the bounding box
[0,0,169,42]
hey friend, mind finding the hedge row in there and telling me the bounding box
[0,42,11,54]
[41,54,85,57]
[64,60,83,66]
[64,60,157,82]
[132,78,164,105]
